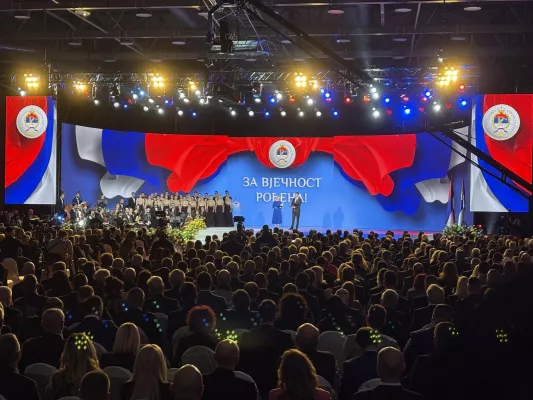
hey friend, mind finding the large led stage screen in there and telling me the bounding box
[61,124,468,231]
[5,96,57,204]
[470,94,532,212]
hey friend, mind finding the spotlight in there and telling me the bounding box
[370,87,377,94]
[113,101,120,108]
[148,98,155,104]
[419,107,425,112]
[433,104,441,112]
[248,110,254,117]
[124,104,128,109]
[307,98,314,105]
[386,109,392,115]
[394,4,412,13]
[384,97,390,103]
[404,108,411,115]
[265,111,270,117]
[333,110,339,116]
[19,90,26,96]
[94,99,100,105]
[294,73,308,89]
[199,98,206,105]
[446,103,452,108]
[316,111,322,117]
[460,99,468,106]
[183,98,190,103]
[254,98,262,104]
[275,92,283,100]
[424,90,432,97]
[139,91,145,96]
[324,92,331,99]
[422,97,428,102]
[464,2,481,11]
[281,110,287,117]
[195,90,201,96]
[402,96,409,102]
[179,92,186,99]
[143,106,149,111]
[132,94,138,100]
[270,97,277,104]
[192,111,197,117]
[459,83,466,91]
[363,95,371,102]
[164,99,169,105]
[371,92,379,100]
[298,111,304,117]
[372,110,380,118]
[177,110,184,116]
[230,110,237,116]
[158,108,164,114]
[344,96,352,104]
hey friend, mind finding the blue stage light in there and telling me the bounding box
[424,90,432,97]
[320,88,325,94]
[333,110,338,116]
[460,99,467,106]
[265,111,270,117]
[324,92,331,99]
[384,97,390,103]
[124,104,128,109]
[404,108,411,115]
[139,90,145,96]
[192,112,197,117]
[164,99,169,105]
[270,97,276,104]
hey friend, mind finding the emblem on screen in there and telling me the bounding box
[269,140,296,168]
[482,104,520,141]
[16,105,48,139]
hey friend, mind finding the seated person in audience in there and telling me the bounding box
[353,347,423,400]
[64,284,95,326]
[203,339,258,400]
[143,276,179,315]
[410,284,445,332]
[115,287,165,348]
[318,294,361,335]
[0,333,40,400]
[46,333,100,400]
[20,308,66,371]
[370,270,409,315]
[403,304,454,373]
[296,323,336,387]
[340,327,380,400]
[343,305,399,361]
[121,344,172,400]
[406,272,427,302]
[100,322,140,371]
[60,273,88,310]
[167,282,198,342]
[18,296,66,342]
[380,289,409,347]
[255,273,281,304]
[172,305,220,367]
[238,299,294,399]
[0,286,24,336]
[295,272,321,323]
[196,271,228,313]
[410,275,438,314]
[218,289,259,332]
[79,370,111,400]
[68,295,118,351]
[270,349,330,400]
[213,269,234,306]
[13,274,48,317]
[122,268,137,292]
[173,364,204,400]
[165,269,185,301]
[275,292,309,331]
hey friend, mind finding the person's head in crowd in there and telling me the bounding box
[295,272,310,291]
[137,270,152,291]
[131,254,143,269]
[129,344,167,400]
[71,273,88,292]
[254,272,268,289]
[111,258,125,272]
[169,269,185,290]
[366,304,387,331]
[0,286,12,307]
[52,261,67,273]
[412,273,427,291]
[187,305,216,335]
[336,288,350,306]
[295,323,319,352]
[431,304,454,326]
[467,276,482,295]
[42,308,65,335]
[487,269,501,288]
[93,269,110,287]
[197,272,213,291]
[126,287,145,309]
[440,262,459,285]
[217,269,231,289]
[380,289,399,309]
[310,266,324,287]
[22,274,39,295]
[50,270,72,296]
[382,270,398,289]
[355,326,381,352]
[377,347,405,384]
[100,253,114,269]
[267,268,280,287]
[276,349,318,399]
[283,283,297,294]
[123,268,136,284]
[0,333,21,370]
[258,299,277,325]
[60,333,100,390]
[45,297,64,312]
[76,285,94,304]
[113,322,140,355]
[278,293,308,324]
[243,260,256,278]
[424,274,438,289]
[147,276,165,296]
[22,261,36,276]
[243,282,259,301]
[434,322,461,354]
[455,276,468,300]
[173,364,203,400]
[79,370,110,400]
[82,295,104,319]
[180,282,197,305]
[214,339,240,370]
[232,289,251,312]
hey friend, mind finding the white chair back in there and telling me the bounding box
[167,367,180,382]
[317,331,347,366]
[103,366,132,400]
[154,312,169,335]
[24,363,58,399]
[180,346,216,374]
[282,329,297,342]
[172,326,192,353]
[92,342,108,361]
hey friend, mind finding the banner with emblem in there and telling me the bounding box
[470,94,532,212]
[5,96,57,204]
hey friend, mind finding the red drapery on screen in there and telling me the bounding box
[145,134,417,194]
[5,96,47,188]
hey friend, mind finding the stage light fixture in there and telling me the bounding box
[363,95,371,102]
[151,74,165,88]
[394,4,412,13]
[419,107,425,112]
[307,98,314,105]
[275,91,283,100]
[94,99,100,105]
[143,106,149,111]
[316,111,322,117]
[269,97,277,104]
[371,92,379,100]
[370,87,377,94]
[446,103,452,108]
[265,111,270,117]
[192,111,197,117]
[294,73,308,88]
[324,91,331,99]
[230,110,237,116]
[158,108,164,114]
[183,98,190,103]
[281,110,287,117]
[254,98,262,104]
[199,98,206,105]
[402,96,409,102]
[460,99,468,106]
[177,110,184,116]
[327,5,344,14]
[404,108,411,115]
[132,94,138,100]
[344,96,352,104]
[113,101,120,108]
[459,83,466,91]
[372,110,380,118]
[333,110,339,116]
[248,110,254,117]
[298,111,304,117]
[310,80,319,90]
[19,90,26,96]
[384,97,390,103]
[437,66,459,86]
[124,104,128,109]
[422,97,428,102]
[386,109,392,115]
[136,9,152,18]
[464,2,481,11]
[14,11,31,20]
[424,89,432,97]
[139,91,145,96]
[433,104,442,112]
[148,98,155,104]
[24,73,40,89]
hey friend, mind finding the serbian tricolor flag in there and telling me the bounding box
[5,96,57,204]
[446,180,456,227]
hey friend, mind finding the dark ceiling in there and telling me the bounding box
[0,1,532,91]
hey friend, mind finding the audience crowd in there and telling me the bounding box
[0,221,532,400]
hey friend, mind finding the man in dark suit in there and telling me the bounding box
[165,269,185,301]
[0,226,25,260]
[220,232,245,257]
[340,327,380,400]
[256,225,280,249]
[354,347,424,400]
[127,192,136,209]
[203,339,258,400]
[295,272,320,323]
[410,284,445,332]
[0,333,40,400]
[289,192,303,230]
[68,295,117,351]
[55,191,66,217]
[115,287,165,348]
[196,272,228,313]
[403,304,454,373]
[238,300,294,399]
[0,286,24,336]
[60,273,88,310]
[20,308,66,371]
[296,323,336,387]
[370,271,410,316]
[143,276,179,315]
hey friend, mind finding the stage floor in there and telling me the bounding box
[195,227,437,242]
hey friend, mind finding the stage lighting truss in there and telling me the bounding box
[436,66,459,87]
[150,73,166,89]
[23,73,40,89]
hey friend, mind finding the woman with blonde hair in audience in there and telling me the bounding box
[121,344,172,400]
[101,323,140,371]
[46,333,100,399]
[310,266,326,289]
[270,349,330,400]
[341,281,362,310]
[447,276,468,308]
[351,252,368,278]
[2,258,21,288]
